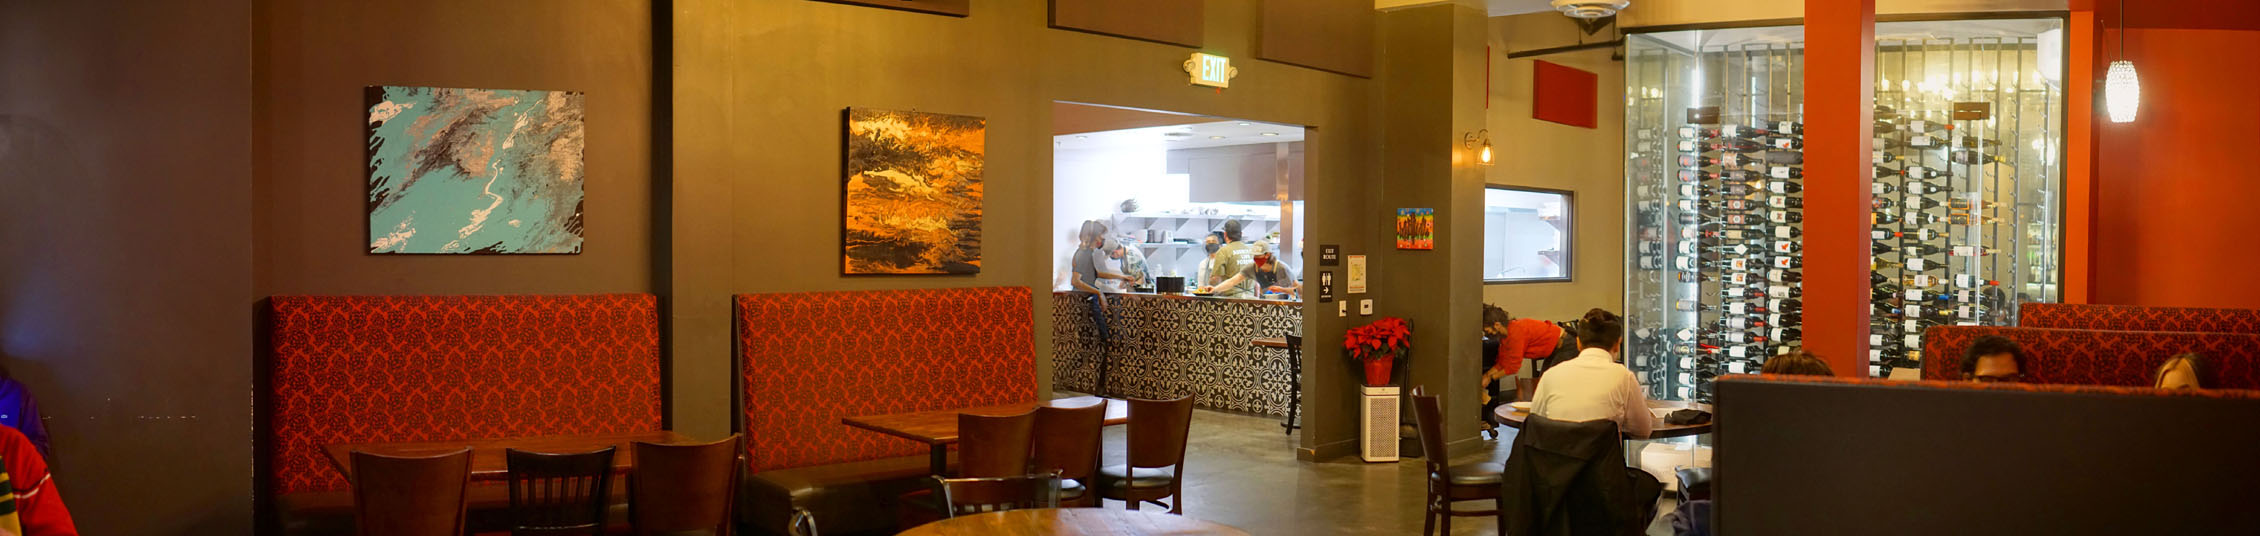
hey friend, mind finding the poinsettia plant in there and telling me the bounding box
[1343,316,1412,362]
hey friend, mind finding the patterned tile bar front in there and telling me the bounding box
[1051,292,1301,416]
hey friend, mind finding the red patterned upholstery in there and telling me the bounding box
[1918,325,2260,389]
[736,287,1035,473]
[1724,373,2260,400]
[267,294,662,495]
[2019,303,2260,334]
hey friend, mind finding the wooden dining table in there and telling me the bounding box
[899,508,1250,536]
[323,430,692,482]
[843,396,1128,475]
[1492,399,1715,438]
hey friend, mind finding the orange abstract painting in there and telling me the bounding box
[843,107,985,274]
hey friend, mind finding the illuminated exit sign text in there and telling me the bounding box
[1185,53,1238,89]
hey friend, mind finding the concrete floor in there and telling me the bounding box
[1089,407,1688,536]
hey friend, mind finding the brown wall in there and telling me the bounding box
[254,0,656,295]
[0,1,257,533]
[1481,13,1628,326]
[670,0,1384,451]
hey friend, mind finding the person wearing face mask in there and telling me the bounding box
[1528,308,1654,439]
[1201,220,1254,296]
[1196,231,1229,290]
[1210,241,1297,300]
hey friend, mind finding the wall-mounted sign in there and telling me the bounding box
[1185,52,1238,89]
[1318,271,1335,303]
[1319,244,1341,266]
[1347,255,1368,294]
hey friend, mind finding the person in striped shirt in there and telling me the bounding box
[0,424,72,535]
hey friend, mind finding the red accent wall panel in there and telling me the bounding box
[2094,29,2260,308]
[267,294,663,494]
[1803,0,1876,378]
[1920,326,2260,389]
[1531,60,1596,128]
[737,287,1035,473]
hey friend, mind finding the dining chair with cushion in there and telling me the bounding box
[1030,400,1107,507]
[505,446,618,536]
[349,448,474,536]
[1096,395,1195,514]
[932,471,1063,517]
[1411,391,1502,536]
[630,435,743,536]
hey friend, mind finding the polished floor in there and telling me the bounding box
[1089,405,1687,535]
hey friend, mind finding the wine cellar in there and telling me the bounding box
[1624,19,2066,402]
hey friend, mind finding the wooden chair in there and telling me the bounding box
[1030,401,1107,507]
[932,471,1063,517]
[629,435,742,536]
[349,448,473,536]
[1412,391,1503,536]
[958,411,1037,478]
[1096,395,1195,514]
[787,508,820,536]
[505,447,617,536]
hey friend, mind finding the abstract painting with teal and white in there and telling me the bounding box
[366,85,585,254]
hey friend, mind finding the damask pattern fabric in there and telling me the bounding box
[1919,326,2260,389]
[736,287,1035,473]
[1050,293,1299,416]
[1724,373,2260,401]
[2019,303,2260,334]
[268,294,661,494]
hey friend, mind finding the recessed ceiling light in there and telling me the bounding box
[1209,136,1225,140]
[1260,132,1279,136]
[1237,122,1251,126]
[1076,135,1088,139]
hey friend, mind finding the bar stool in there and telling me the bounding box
[1281,334,1303,434]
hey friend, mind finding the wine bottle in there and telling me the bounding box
[1948,213,2001,226]
[1902,196,1946,210]
[1637,256,1664,270]
[1683,183,1752,197]
[1872,198,1898,211]
[1771,270,1804,283]
[1952,136,2001,149]
[1873,182,1899,195]
[1872,282,1903,301]
[1946,198,1999,211]
[1764,151,1805,165]
[1768,182,1804,195]
[1768,327,1803,342]
[1677,169,1714,183]
[1721,124,1775,138]
[1677,126,1722,139]
[1768,166,1804,179]
[1774,256,1803,269]
[1710,317,1764,330]
[1771,121,1805,135]
[1770,285,1803,299]
[1874,105,1902,121]
[1948,245,1993,257]
[1903,166,1949,180]
[1769,137,1803,150]
[1878,243,1948,257]
[1904,182,1948,195]
[1949,150,2006,166]
[1768,196,1805,209]
[1681,153,1760,168]
[1873,211,1901,225]
[1873,151,1903,164]
[1899,120,1953,134]
[1679,139,1765,153]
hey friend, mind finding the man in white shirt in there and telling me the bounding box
[1529,308,1656,438]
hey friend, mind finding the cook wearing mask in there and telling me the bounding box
[1200,220,1255,295]
[1210,241,1296,299]
[1197,231,1229,289]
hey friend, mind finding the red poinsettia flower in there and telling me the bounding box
[1343,317,1413,363]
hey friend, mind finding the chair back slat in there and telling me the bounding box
[631,435,742,536]
[959,411,1037,478]
[506,446,617,535]
[933,472,1062,516]
[1126,396,1195,470]
[1411,391,1451,475]
[351,448,473,536]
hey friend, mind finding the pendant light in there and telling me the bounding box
[2105,0,2140,123]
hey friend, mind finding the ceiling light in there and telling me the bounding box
[2106,0,2139,123]
[1076,135,1089,139]
[1550,0,1629,19]
[1209,136,1225,140]
[1260,132,1279,136]
[1237,122,1251,126]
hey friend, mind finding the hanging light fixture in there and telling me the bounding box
[1464,130,1494,166]
[2105,0,2140,123]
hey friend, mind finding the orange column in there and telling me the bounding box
[1803,0,1875,377]
[2064,5,2097,304]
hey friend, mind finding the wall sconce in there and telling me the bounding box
[1464,129,1494,165]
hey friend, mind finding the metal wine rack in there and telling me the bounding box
[1626,19,2064,400]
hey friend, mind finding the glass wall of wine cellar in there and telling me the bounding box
[1623,18,2066,402]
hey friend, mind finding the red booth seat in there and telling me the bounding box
[2018,302,2260,334]
[736,286,1035,535]
[1918,325,2260,388]
[266,294,662,532]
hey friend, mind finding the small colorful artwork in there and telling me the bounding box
[366,86,586,254]
[844,107,986,274]
[1396,208,1435,250]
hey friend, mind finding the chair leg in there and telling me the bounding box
[1439,501,1453,534]
[1126,494,1141,511]
[1169,482,1183,515]
[1423,497,1437,536]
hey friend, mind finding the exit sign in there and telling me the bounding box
[1185,53,1238,89]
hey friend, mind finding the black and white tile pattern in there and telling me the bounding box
[1052,293,1301,416]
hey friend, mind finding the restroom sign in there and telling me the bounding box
[1185,53,1238,88]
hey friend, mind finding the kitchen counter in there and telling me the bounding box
[1051,292,1301,416]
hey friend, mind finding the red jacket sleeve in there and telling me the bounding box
[0,426,74,536]
[1497,325,1526,375]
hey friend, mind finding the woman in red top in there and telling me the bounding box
[1479,305,1581,437]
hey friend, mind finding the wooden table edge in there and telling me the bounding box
[1490,401,1715,438]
